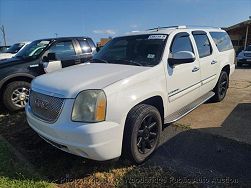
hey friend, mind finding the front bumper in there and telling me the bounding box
[25,99,123,161]
[237,58,251,64]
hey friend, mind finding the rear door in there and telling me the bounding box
[42,40,79,73]
[192,31,219,94]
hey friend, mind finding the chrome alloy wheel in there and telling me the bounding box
[11,87,30,108]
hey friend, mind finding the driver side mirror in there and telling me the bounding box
[42,52,57,62]
[168,51,195,66]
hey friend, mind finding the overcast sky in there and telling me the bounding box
[0,0,251,45]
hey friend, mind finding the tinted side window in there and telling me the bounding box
[193,34,212,58]
[79,40,92,53]
[210,32,233,52]
[87,38,96,49]
[48,41,76,60]
[171,34,193,53]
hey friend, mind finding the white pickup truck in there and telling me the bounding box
[26,26,235,164]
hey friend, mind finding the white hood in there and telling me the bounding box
[0,53,14,60]
[32,63,150,98]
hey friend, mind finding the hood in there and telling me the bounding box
[0,56,34,68]
[32,63,150,98]
[0,53,14,60]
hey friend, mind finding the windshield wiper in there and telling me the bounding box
[14,55,24,59]
[115,59,143,66]
[91,58,109,64]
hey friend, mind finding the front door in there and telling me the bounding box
[166,32,201,114]
[43,40,78,73]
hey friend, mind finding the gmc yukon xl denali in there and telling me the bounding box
[26,26,235,164]
[0,37,96,111]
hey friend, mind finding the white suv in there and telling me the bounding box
[26,26,235,164]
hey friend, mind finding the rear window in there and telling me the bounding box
[87,38,96,49]
[210,32,233,52]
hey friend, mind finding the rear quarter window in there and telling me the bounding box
[210,32,233,52]
[87,38,96,49]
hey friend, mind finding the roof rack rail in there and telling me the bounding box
[147,26,182,31]
[147,25,221,31]
[185,25,221,29]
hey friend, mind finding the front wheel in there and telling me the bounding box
[2,81,30,111]
[212,71,229,102]
[122,104,162,164]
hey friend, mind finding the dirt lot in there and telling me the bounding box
[0,67,251,187]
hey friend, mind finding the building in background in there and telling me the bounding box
[224,18,251,54]
[97,37,112,48]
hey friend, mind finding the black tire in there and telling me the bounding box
[237,62,242,67]
[122,104,162,164]
[212,71,229,102]
[3,81,30,111]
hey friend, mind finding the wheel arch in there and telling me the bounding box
[124,95,165,128]
[221,64,230,76]
[0,73,35,96]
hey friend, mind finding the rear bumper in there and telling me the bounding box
[25,101,123,161]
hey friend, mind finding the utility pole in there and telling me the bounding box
[0,25,7,46]
[54,33,58,38]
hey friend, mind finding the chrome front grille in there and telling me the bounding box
[244,53,251,57]
[29,90,64,123]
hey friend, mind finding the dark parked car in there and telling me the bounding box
[0,37,96,111]
[0,45,10,53]
[237,45,251,67]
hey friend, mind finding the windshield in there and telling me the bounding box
[93,34,167,66]
[5,43,25,54]
[15,40,51,58]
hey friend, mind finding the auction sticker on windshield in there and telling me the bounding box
[148,35,167,40]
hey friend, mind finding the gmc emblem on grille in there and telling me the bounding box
[34,98,49,110]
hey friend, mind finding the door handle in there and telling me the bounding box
[75,59,82,64]
[211,60,217,65]
[192,67,200,72]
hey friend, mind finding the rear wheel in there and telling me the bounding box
[3,81,30,111]
[212,71,229,102]
[122,104,162,164]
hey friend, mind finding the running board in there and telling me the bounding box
[164,91,215,124]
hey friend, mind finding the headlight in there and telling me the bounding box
[72,90,107,122]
